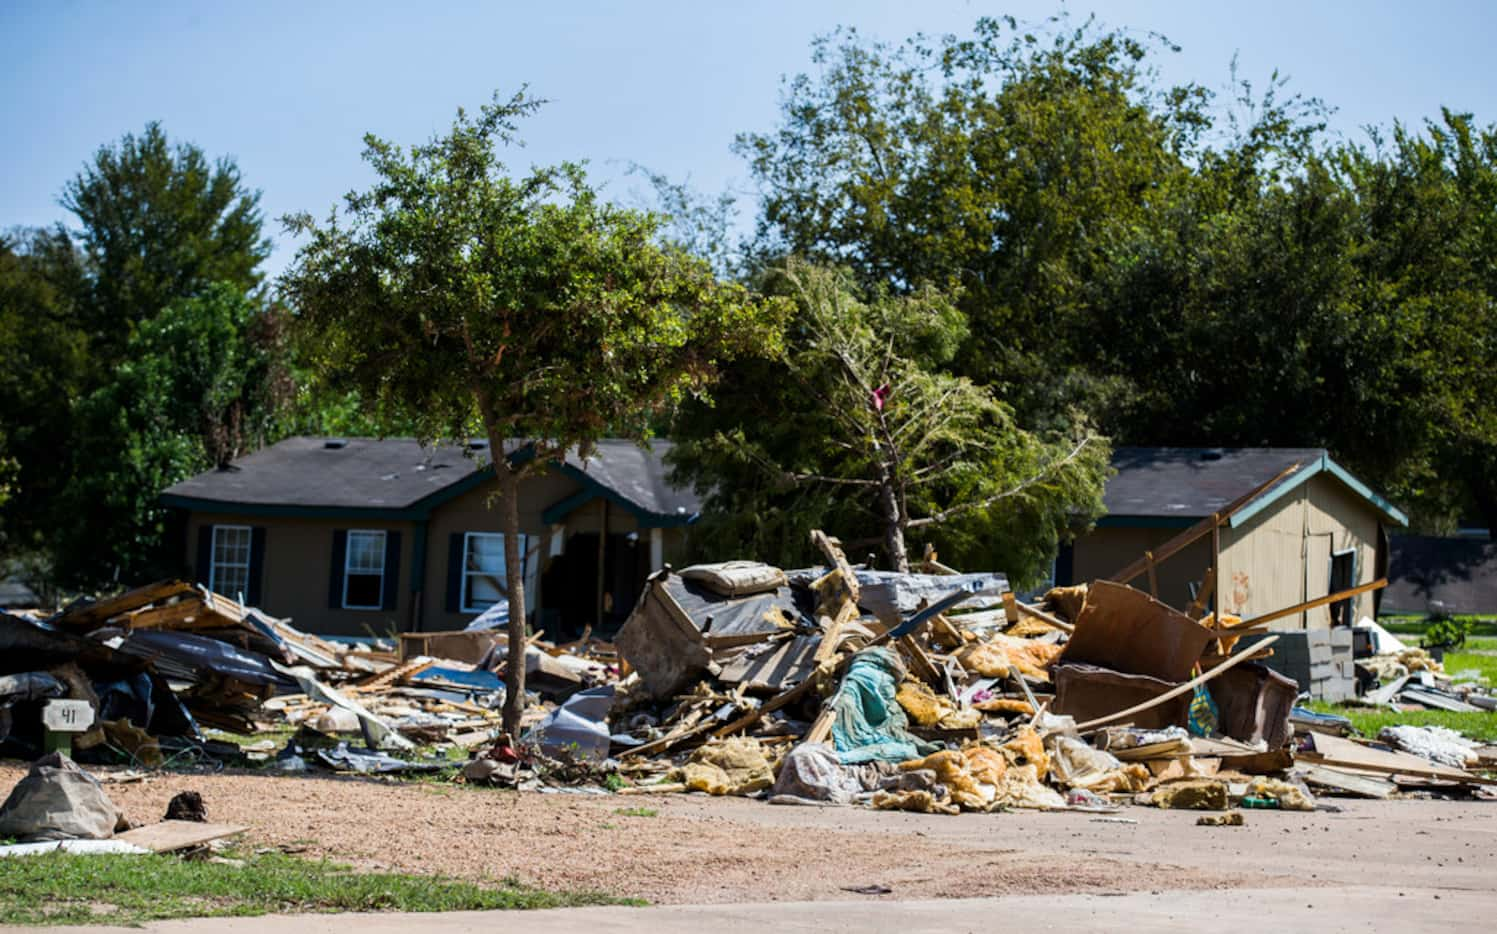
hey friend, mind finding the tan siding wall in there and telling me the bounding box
[1219,489,1308,629]
[1305,473,1381,624]
[1072,528,1214,609]
[1217,473,1382,630]
[184,512,415,637]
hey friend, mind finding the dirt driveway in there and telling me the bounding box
[4,763,1492,906]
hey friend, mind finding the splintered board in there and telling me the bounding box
[114,820,248,853]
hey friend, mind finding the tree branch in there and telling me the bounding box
[904,434,1099,530]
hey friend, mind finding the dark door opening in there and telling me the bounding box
[540,532,651,639]
[1329,549,1356,627]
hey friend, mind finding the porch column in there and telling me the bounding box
[649,527,664,572]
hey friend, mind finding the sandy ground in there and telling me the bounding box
[3,763,1493,908]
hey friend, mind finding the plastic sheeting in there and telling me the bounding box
[525,685,615,761]
[830,648,939,765]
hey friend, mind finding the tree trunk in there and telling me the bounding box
[473,378,529,741]
[876,466,909,573]
[497,461,528,740]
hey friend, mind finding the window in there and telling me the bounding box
[210,525,252,601]
[343,530,387,610]
[462,532,526,613]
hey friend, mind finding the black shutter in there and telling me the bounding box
[444,533,464,612]
[382,530,402,611]
[195,525,214,587]
[247,527,267,607]
[328,529,348,609]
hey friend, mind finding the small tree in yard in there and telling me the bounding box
[280,92,787,737]
[670,261,1110,579]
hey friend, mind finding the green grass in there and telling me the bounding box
[0,850,638,926]
[1378,617,1497,637]
[1444,648,1497,686]
[1306,701,1497,743]
[612,807,658,818]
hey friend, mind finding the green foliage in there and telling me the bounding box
[1422,617,1472,650]
[0,850,634,926]
[736,14,1497,537]
[282,91,787,456]
[613,806,658,817]
[53,284,284,587]
[61,122,270,359]
[670,261,1109,580]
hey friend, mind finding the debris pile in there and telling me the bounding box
[2,526,1494,817]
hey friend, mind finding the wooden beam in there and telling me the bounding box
[1108,462,1303,585]
[1013,599,1074,635]
[1238,579,1388,630]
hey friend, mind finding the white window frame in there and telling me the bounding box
[209,525,252,602]
[461,531,526,614]
[342,529,387,611]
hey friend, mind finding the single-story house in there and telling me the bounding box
[1056,448,1409,629]
[160,437,698,637]
[1383,534,1497,616]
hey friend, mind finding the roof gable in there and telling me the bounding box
[1102,447,1406,529]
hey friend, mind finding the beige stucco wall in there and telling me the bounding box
[184,512,416,637]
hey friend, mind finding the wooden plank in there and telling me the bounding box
[115,821,247,853]
[1012,600,1075,635]
[1299,732,1492,784]
[53,580,197,628]
[1186,568,1216,620]
[1294,764,1396,799]
[810,530,860,603]
[1237,579,1388,630]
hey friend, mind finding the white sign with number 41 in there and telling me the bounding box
[41,699,94,732]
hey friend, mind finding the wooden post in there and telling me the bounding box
[1145,551,1158,598]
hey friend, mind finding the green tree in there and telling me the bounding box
[280,92,788,736]
[0,228,89,556]
[54,283,285,587]
[737,15,1211,424]
[62,122,270,361]
[669,262,1110,582]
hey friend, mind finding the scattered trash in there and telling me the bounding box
[1197,811,1245,827]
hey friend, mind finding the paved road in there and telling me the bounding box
[31,885,1488,934]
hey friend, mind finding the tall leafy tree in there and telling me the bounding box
[737,15,1209,424]
[280,92,788,736]
[54,284,285,586]
[62,122,270,360]
[0,228,89,558]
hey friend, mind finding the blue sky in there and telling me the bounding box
[2,1,1493,276]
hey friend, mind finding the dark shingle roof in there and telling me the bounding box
[1105,447,1324,519]
[161,436,700,522]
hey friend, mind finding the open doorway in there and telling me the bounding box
[1329,548,1357,626]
